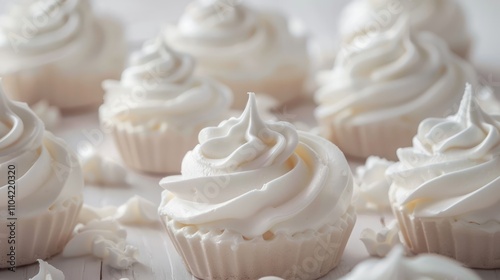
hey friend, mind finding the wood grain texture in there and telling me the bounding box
[0,0,499,279]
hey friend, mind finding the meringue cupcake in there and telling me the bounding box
[387,84,500,268]
[0,0,125,111]
[165,0,309,109]
[339,0,471,59]
[0,84,84,267]
[100,35,233,174]
[315,16,477,160]
[159,93,356,279]
[339,246,481,280]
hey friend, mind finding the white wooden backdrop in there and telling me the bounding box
[0,1,500,279]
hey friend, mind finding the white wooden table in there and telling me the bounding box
[1,1,500,279]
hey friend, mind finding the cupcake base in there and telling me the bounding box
[319,117,415,161]
[161,206,356,280]
[107,120,200,175]
[0,195,83,268]
[393,205,500,269]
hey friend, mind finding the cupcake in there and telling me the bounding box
[100,35,233,174]
[339,246,481,280]
[387,84,500,268]
[0,0,125,111]
[165,0,309,109]
[0,84,84,267]
[315,16,477,160]
[339,0,471,59]
[158,93,356,279]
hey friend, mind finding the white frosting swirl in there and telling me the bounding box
[388,84,500,222]
[340,245,481,280]
[315,16,476,152]
[165,0,307,78]
[339,0,470,57]
[100,36,232,131]
[0,0,93,54]
[159,93,353,237]
[0,86,83,219]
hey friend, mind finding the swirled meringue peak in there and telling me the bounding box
[159,93,354,237]
[0,84,83,218]
[340,245,481,280]
[100,35,232,130]
[388,84,500,222]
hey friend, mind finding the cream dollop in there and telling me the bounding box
[159,93,353,237]
[77,196,158,226]
[80,151,128,186]
[0,86,83,219]
[339,0,470,57]
[100,35,232,132]
[315,16,476,155]
[63,219,138,269]
[29,259,65,280]
[0,0,93,54]
[388,84,500,223]
[354,156,394,211]
[30,100,61,131]
[339,245,481,280]
[165,0,307,79]
[360,220,401,258]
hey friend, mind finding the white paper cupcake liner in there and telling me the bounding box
[321,117,415,161]
[0,195,83,268]
[3,18,125,111]
[109,120,200,175]
[393,205,500,269]
[161,206,356,280]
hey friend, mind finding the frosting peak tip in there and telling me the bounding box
[456,83,478,120]
[241,92,263,122]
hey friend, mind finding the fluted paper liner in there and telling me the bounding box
[109,119,200,174]
[323,116,415,161]
[161,206,356,280]
[0,195,83,268]
[393,205,500,269]
[2,18,125,111]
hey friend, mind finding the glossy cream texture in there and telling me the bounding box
[339,0,470,57]
[159,94,353,237]
[0,91,83,219]
[0,0,93,54]
[165,0,308,79]
[388,85,500,223]
[100,36,232,130]
[339,246,481,280]
[315,16,476,141]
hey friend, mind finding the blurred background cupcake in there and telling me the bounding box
[338,0,471,59]
[100,35,233,174]
[0,0,125,112]
[315,15,477,160]
[165,0,310,109]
